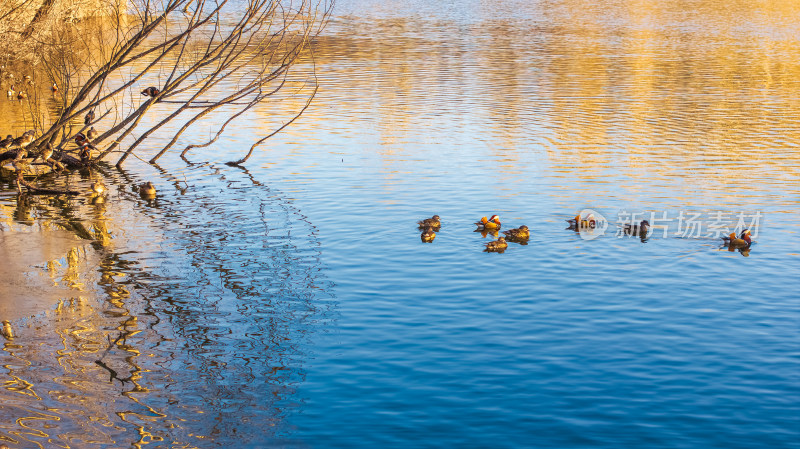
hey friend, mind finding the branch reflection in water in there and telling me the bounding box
[0,163,334,448]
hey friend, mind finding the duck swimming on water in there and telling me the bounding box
[475,215,501,230]
[502,225,529,241]
[485,237,508,252]
[139,182,157,197]
[567,213,596,230]
[417,215,441,229]
[623,220,650,236]
[722,229,752,249]
[566,213,581,228]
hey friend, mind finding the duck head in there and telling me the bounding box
[489,215,500,225]
[741,229,751,243]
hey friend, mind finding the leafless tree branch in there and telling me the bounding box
[2,0,332,168]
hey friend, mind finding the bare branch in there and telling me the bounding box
[3,0,333,168]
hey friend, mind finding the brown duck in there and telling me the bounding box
[11,132,34,149]
[502,225,529,241]
[485,237,508,252]
[139,182,157,197]
[417,215,441,229]
[0,135,13,150]
[623,220,650,237]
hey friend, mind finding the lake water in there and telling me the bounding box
[1,0,799,447]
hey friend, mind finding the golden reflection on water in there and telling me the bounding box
[307,0,800,205]
[1,177,173,447]
[1,162,323,446]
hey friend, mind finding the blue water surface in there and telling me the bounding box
[1,0,799,448]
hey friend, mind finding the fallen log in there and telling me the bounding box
[52,150,90,169]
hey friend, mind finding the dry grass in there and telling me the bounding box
[1,0,333,167]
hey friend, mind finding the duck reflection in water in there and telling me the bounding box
[729,246,751,257]
[475,228,499,238]
[13,193,33,224]
[421,226,436,243]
